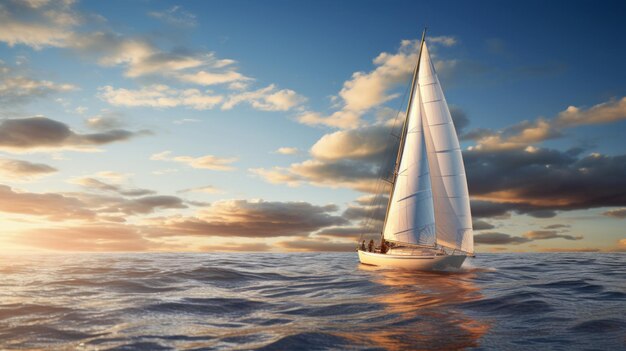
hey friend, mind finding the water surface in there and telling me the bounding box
[1,253,624,350]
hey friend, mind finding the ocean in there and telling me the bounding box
[1,253,624,350]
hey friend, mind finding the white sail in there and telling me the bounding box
[382,74,436,246]
[418,43,474,253]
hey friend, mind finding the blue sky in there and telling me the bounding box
[0,0,625,253]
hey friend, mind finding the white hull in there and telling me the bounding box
[358,250,466,271]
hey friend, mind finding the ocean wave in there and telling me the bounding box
[0,252,624,350]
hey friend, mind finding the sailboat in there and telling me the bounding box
[358,30,473,271]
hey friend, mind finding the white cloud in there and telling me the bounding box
[98,85,223,110]
[296,39,419,129]
[222,84,306,111]
[151,151,237,171]
[275,147,298,155]
[179,70,252,86]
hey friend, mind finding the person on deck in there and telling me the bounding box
[368,239,374,252]
[360,240,366,251]
[380,240,388,254]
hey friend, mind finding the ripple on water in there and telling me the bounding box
[0,252,624,350]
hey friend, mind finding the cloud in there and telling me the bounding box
[100,84,304,112]
[0,0,79,49]
[221,84,306,111]
[113,195,187,215]
[315,226,378,239]
[275,147,298,155]
[151,151,237,171]
[0,1,252,88]
[98,85,224,110]
[468,96,626,151]
[199,242,270,252]
[0,158,57,180]
[310,124,394,161]
[0,116,150,152]
[178,70,251,86]
[522,230,582,241]
[296,39,423,128]
[603,208,626,219]
[252,123,398,192]
[0,0,307,118]
[474,232,531,245]
[0,64,77,105]
[472,220,495,230]
[12,225,161,252]
[475,229,582,247]
[276,238,357,252]
[0,184,95,221]
[177,185,222,194]
[427,36,458,47]
[70,30,251,86]
[85,112,125,131]
[151,199,347,238]
[466,148,626,213]
[69,176,155,197]
[148,5,197,27]
[555,97,626,127]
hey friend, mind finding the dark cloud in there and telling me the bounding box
[153,200,348,238]
[472,219,495,230]
[466,149,626,214]
[475,229,583,247]
[474,232,531,245]
[0,117,150,151]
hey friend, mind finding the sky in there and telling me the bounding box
[1,0,625,253]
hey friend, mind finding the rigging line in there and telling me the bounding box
[360,67,412,240]
[379,29,427,244]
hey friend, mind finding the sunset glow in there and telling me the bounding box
[1,0,625,253]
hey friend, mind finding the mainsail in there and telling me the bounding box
[382,66,436,246]
[382,39,473,254]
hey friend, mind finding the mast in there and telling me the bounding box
[380,28,428,244]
